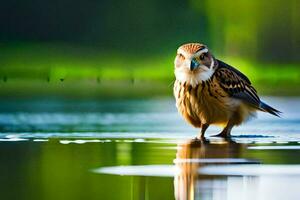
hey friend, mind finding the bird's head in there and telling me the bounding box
[174,43,217,86]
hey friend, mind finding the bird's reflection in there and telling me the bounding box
[174,138,245,200]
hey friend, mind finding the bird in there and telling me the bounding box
[173,43,281,138]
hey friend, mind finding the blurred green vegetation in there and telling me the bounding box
[0,42,299,98]
[0,0,300,97]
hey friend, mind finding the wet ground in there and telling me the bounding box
[0,97,300,200]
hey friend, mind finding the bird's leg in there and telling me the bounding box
[213,121,233,138]
[197,124,209,139]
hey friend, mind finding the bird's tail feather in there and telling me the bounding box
[259,101,281,117]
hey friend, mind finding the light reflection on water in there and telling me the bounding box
[94,139,300,200]
[0,97,300,200]
[173,139,300,200]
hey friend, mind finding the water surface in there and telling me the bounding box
[0,97,300,200]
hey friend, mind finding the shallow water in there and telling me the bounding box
[0,97,300,200]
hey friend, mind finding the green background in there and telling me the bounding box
[1,0,299,97]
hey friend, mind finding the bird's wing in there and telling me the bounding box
[215,60,261,108]
[217,59,251,84]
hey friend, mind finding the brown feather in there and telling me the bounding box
[215,66,261,108]
[179,43,207,54]
[174,72,256,129]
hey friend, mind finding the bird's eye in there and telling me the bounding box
[199,53,205,60]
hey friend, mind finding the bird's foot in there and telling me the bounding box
[190,136,208,145]
[193,136,204,141]
[211,132,231,138]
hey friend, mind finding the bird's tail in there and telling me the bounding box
[259,101,282,117]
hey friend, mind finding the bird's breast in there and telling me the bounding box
[174,79,232,125]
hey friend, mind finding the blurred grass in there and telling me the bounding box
[0,42,299,98]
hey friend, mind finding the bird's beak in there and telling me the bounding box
[190,58,199,71]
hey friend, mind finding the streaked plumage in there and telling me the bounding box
[174,43,281,137]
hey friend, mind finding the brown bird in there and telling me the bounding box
[173,43,281,138]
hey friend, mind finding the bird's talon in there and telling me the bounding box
[211,133,231,138]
